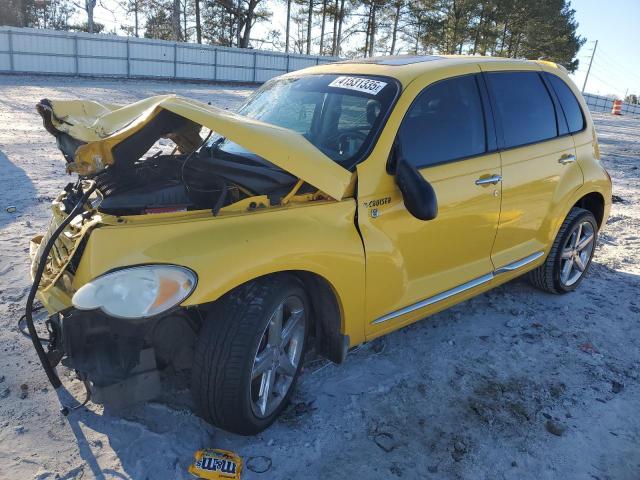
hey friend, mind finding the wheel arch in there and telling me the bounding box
[572,191,606,228]
[200,270,349,364]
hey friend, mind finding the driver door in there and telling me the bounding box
[358,70,502,337]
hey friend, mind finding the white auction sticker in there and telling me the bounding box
[328,76,388,95]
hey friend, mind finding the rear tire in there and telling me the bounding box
[191,274,309,435]
[528,207,598,294]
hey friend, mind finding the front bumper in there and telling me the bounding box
[50,306,198,407]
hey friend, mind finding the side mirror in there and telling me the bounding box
[395,159,438,221]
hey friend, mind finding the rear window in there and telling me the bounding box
[547,74,586,134]
[398,74,486,168]
[485,71,558,149]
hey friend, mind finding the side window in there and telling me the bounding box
[485,71,558,148]
[547,74,586,133]
[397,75,486,168]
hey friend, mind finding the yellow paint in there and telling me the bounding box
[34,56,611,351]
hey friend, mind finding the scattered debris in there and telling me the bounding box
[451,439,468,462]
[188,449,242,479]
[611,195,625,204]
[374,432,397,452]
[0,388,9,399]
[545,420,566,437]
[280,400,316,423]
[14,425,26,434]
[611,381,624,394]
[371,337,387,354]
[19,383,28,399]
[390,461,404,477]
[579,342,599,354]
[246,456,272,474]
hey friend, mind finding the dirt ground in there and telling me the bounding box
[0,74,638,480]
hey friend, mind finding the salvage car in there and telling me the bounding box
[25,55,611,434]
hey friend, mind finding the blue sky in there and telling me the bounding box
[87,0,639,98]
[568,0,640,98]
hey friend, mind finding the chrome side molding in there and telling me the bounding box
[494,251,545,275]
[371,273,494,325]
[371,251,544,325]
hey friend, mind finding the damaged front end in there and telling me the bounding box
[28,93,354,409]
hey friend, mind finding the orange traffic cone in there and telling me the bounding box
[612,99,622,115]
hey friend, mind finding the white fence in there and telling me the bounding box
[583,92,640,117]
[0,27,339,83]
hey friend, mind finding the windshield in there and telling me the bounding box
[232,74,398,169]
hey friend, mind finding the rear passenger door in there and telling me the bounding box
[482,67,583,271]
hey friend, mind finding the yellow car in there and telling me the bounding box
[26,55,611,434]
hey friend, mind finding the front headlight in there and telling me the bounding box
[72,265,197,319]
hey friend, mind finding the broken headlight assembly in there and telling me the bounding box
[72,265,197,319]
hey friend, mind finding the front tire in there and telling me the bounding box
[191,275,309,435]
[529,207,598,294]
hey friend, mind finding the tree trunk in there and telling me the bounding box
[499,18,508,55]
[368,3,376,57]
[390,1,401,55]
[172,0,181,41]
[363,3,371,57]
[195,0,201,43]
[134,0,139,37]
[336,0,344,56]
[319,0,327,55]
[285,0,292,52]
[331,0,338,55]
[182,0,187,41]
[239,0,259,48]
[306,0,313,55]
[85,0,96,33]
[472,4,485,55]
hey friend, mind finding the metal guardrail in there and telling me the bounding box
[0,26,339,83]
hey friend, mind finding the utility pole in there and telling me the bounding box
[582,40,598,93]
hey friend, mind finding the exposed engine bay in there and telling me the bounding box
[37,104,308,216]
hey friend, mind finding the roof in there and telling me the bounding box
[291,54,565,88]
[336,55,444,66]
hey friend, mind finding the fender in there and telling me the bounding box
[72,199,368,346]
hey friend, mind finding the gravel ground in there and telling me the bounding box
[0,75,638,480]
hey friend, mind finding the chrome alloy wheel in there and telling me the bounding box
[560,220,595,287]
[250,295,306,418]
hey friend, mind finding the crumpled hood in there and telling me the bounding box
[37,94,354,200]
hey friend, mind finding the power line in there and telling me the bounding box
[588,71,626,95]
[596,46,640,84]
[590,62,640,95]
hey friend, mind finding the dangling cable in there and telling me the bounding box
[24,181,96,393]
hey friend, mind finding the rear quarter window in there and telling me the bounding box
[546,74,586,134]
[485,71,558,149]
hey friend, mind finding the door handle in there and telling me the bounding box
[475,174,502,186]
[558,154,576,165]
